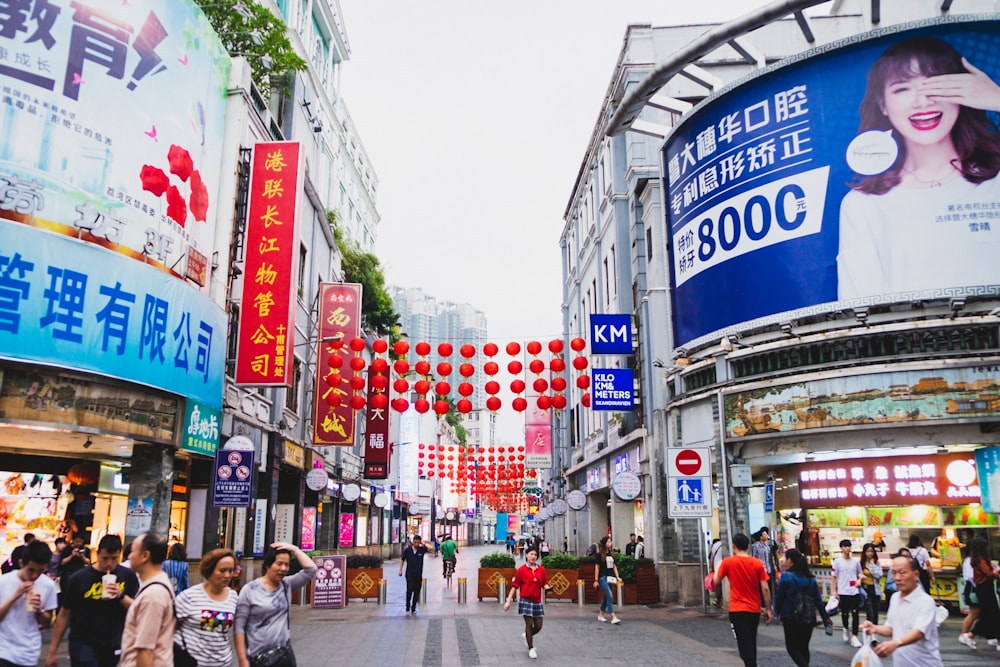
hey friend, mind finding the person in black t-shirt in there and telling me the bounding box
[59,533,92,580]
[398,535,429,614]
[46,534,138,667]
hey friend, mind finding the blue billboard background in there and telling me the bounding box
[664,18,1000,345]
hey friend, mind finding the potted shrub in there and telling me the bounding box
[540,552,579,601]
[346,554,384,601]
[477,551,515,601]
[616,554,639,604]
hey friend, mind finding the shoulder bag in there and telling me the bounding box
[139,581,197,667]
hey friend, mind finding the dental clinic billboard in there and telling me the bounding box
[664,16,1000,346]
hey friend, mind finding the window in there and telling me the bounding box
[298,244,307,298]
[286,358,302,412]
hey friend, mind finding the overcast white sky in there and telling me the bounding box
[338,1,790,345]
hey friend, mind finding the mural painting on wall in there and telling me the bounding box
[725,365,1000,438]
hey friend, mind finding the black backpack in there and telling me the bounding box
[791,586,817,626]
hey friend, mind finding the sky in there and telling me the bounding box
[338,0,785,342]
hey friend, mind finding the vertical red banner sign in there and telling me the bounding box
[313,283,362,445]
[364,366,390,479]
[235,141,302,386]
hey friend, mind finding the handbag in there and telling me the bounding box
[249,642,295,667]
[605,576,618,584]
[704,572,716,592]
[173,643,198,667]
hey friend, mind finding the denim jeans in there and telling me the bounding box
[598,576,615,613]
[68,640,120,667]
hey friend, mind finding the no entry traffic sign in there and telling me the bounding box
[668,448,711,478]
[675,450,701,476]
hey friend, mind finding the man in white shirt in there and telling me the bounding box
[862,554,942,666]
[833,538,863,648]
[0,540,58,667]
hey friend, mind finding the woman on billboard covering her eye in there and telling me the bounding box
[838,35,1000,301]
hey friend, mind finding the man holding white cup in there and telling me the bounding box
[46,534,139,667]
[0,539,57,667]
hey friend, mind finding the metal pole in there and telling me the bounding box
[700,517,708,615]
[616,580,624,608]
[377,579,387,605]
[457,577,467,604]
[577,579,585,607]
[498,578,507,605]
[420,578,427,605]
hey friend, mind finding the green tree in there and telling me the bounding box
[195,0,307,98]
[329,212,399,336]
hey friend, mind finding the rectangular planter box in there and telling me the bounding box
[477,567,515,601]
[636,562,659,604]
[347,567,383,601]
[543,568,579,601]
[578,565,600,604]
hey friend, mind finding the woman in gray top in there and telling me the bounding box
[234,542,317,667]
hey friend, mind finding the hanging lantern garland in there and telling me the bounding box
[434,342,452,416]
[483,342,501,412]
[549,338,568,411]
[570,336,591,408]
[413,341,432,414]
[322,336,346,408]
[348,337,367,410]
[507,342,527,412]
[368,339,390,411]
[391,339,410,413]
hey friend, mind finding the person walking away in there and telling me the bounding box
[119,532,174,667]
[860,542,884,624]
[861,553,943,666]
[625,534,637,557]
[562,536,568,553]
[163,543,189,595]
[234,542,316,667]
[634,536,645,559]
[504,546,553,660]
[833,539,863,647]
[776,548,833,666]
[713,533,771,667]
[959,548,983,648]
[750,528,776,610]
[46,534,139,667]
[59,534,92,581]
[0,539,57,667]
[593,536,621,624]
[710,538,726,608]
[907,534,934,593]
[539,539,550,558]
[174,549,239,667]
[968,537,1000,649]
[45,537,66,581]
[3,533,36,574]
[439,534,457,577]
[399,535,428,614]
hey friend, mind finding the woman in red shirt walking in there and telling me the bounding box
[504,546,553,660]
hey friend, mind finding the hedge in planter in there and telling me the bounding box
[478,552,515,602]
[346,554,385,600]
[540,552,579,600]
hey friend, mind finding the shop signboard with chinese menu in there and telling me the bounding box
[235,141,302,386]
[312,555,347,609]
[312,283,362,445]
[797,453,980,509]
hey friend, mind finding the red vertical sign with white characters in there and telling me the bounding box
[364,366,390,479]
[235,141,302,386]
[313,283,362,445]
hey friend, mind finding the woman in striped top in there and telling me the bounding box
[175,549,240,667]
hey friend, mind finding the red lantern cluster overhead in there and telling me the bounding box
[414,442,531,511]
[570,337,591,410]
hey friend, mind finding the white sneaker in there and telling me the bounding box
[843,628,850,643]
[850,636,862,648]
[959,633,977,649]
[528,648,538,659]
[990,639,999,646]
[611,617,622,625]
[597,615,607,622]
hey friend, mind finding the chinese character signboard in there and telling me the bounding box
[182,400,220,456]
[211,446,255,508]
[235,141,302,386]
[312,283,362,445]
[300,507,316,551]
[311,555,346,609]
[797,453,980,508]
[364,366,390,479]
[0,0,230,290]
[525,362,552,468]
[976,447,1000,514]
[664,18,1000,346]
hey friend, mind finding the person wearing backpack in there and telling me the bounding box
[776,548,833,666]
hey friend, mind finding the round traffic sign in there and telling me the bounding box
[675,449,702,476]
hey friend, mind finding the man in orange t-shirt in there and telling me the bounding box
[714,533,771,667]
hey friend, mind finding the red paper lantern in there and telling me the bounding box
[415,398,430,413]
[436,362,452,377]
[483,342,499,357]
[457,399,472,414]
[415,341,431,356]
[349,337,366,352]
[548,339,564,354]
[459,344,475,358]
[392,398,409,412]
[326,371,343,386]
[528,359,545,374]
[507,361,522,375]
[483,361,499,376]
[414,379,431,395]
[349,394,366,410]
[552,394,567,410]
[486,396,501,411]
[526,340,542,355]
[532,378,548,393]
[549,357,566,373]
[372,339,388,353]
[581,392,591,407]
[458,382,474,397]
[551,377,567,392]
[510,379,525,394]
[325,392,341,407]
[505,342,521,356]
[371,358,389,373]
[393,359,409,375]
[570,337,586,352]
[393,378,410,393]
[438,342,453,357]
[572,356,589,370]
[370,374,388,390]
[459,363,475,378]
[370,393,388,410]
[349,376,366,391]
[434,381,451,396]
[536,395,552,410]
[484,380,500,395]
[349,357,366,371]
[576,375,590,389]
[393,340,409,355]
[66,462,99,486]
[512,397,527,412]
[327,354,343,368]
[434,400,450,415]
[330,337,345,349]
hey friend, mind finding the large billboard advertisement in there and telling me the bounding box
[0,0,230,288]
[664,17,1000,346]
[312,283,362,445]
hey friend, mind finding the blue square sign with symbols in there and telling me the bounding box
[590,314,632,354]
[676,478,704,505]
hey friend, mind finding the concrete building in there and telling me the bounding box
[558,0,1000,605]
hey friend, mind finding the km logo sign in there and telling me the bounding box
[589,314,632,355]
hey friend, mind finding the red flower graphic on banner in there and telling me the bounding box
[139,144,210,227]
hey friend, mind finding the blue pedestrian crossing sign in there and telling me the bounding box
[676,478,704,504]
[764,481,775,512]
[668,476,711,517]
